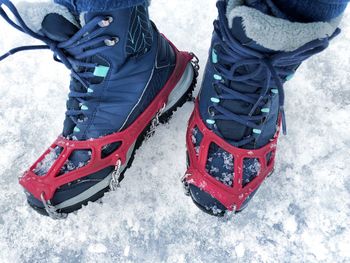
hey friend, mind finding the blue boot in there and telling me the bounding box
[184,0,340,216]
[0,1,198,218]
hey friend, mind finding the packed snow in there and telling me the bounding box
[0,0,350,262]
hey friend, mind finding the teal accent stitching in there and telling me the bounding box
[93,65,110,77]
[206,119,215,125]
[212,48,218,64]
[211,97,220,103]
[253,129,262,134]
[214,74,222,81]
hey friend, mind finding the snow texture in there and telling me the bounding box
[0,0,350,262]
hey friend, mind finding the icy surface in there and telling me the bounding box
[0,0,350,262]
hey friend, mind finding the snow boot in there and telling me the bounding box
[0,0,198,219]
[183,0,340,216]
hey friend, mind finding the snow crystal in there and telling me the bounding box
[194,146,200,155]
[66,160,75,171]
[88,243,107,254]
[222,151,234,170]
[211,205,223,216]
[123,246,130,257]
[244,159,261,175]
[60,151,92,175]
[222,172,234,186]
[191,127,202,156]
[209,165,219,174]
[191,134,196,144]
[235,243,245,258]
[206,144,234,186]
[198,181,208,189]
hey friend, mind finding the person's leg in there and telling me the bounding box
[245,0,349,22]
[272,0,349,22]
[0,0,197,218]
[183,0,345,216]
[54,0,147,13]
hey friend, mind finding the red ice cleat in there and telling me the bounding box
[183,102,280,215]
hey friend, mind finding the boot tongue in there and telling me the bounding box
[41,14,85,138]
[41,13,79,42]
[41,14,91,165]
[215,2,283,145]
[41,13,106,139]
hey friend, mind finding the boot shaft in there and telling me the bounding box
[198,0,340,149]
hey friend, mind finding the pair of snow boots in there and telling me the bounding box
[0,0,340,218]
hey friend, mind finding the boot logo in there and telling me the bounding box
[126,5,153,57]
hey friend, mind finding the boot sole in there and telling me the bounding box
[29,63,197,216]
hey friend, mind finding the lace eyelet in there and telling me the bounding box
[206,119,216,125]
[208,106,216,117]
[104,37,119,46]
[213,74,222,81]
[210,97,220,103]
[77,115,88,123]
[253,129,262,134]
[98,16,113,27]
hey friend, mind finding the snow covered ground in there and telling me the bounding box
[0,0,350,262]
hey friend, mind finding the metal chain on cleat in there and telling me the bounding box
[40,193,67,220]
[180,173,191,196]
[189,52,200,102]
[189,52,200,72]
[110,159,122,191]
[146,103,166,139]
